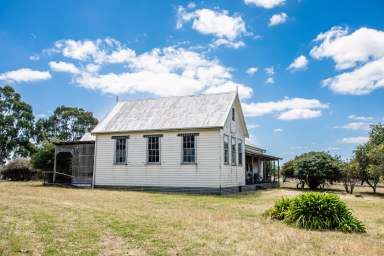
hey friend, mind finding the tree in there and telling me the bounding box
[31,143,55,172]
[366,144,384,193]
[281,158,295,182]
[340,161,360,194]
[283,152,341,190]
[0,85,35,164]
[352,124,384,193]
[35,106,98,143]
[368,124,384,146]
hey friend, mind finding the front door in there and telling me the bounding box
[245,156,253,185]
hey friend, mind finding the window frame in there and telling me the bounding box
[178,133,198,164]
[144,134,162,164]
[238,138,243,166]
[231,107,235,121]
[112,136,129,165]
[224,134,229,165]
[231,136,237,166]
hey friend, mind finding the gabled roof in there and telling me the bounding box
[92,92,247,134]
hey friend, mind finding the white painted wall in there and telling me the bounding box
[94,129,224,188]
[93,95,247,189]
[220,98,246,187]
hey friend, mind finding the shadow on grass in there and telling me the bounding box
[280,185,384,198]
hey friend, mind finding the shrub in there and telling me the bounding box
[0,158,36,181]
[267,197,292,220]
[266,192,366,233]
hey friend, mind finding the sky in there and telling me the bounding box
[0,0,383,161]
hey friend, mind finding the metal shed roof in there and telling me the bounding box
[92,92,241,134]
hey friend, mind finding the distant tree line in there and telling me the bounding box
[281,124,384,194]
[0,85,98,175]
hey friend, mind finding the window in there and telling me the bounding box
[224,135,229,165]
[179,133,197,163]
[146,135,161,163]
[232,107,235,121]
[238,139,243,166]
[112,136,128,164]
[231,137,237,166]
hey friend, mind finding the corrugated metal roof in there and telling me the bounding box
[80,132,96,141]
[92,92,237,133]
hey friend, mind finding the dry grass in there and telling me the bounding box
[0,181,383,256]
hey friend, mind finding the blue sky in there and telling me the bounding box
[1,0,383,161]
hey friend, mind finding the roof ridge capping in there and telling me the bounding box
[117,91,237,103]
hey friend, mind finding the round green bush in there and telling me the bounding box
[267,192,366,233]
[0,158,36,181]
[268,197,292,220]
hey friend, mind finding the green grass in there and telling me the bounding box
[0,181,383,255]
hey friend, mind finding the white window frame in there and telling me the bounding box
[112,136,129,165]
[145,135,162,164]
[231,136,237,166]
[224,134,229,165]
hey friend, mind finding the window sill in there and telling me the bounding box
[181,162,197,165]
[113,163,128,165]
[146,162,161,165]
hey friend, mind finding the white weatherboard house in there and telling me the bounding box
[51,92,281,193]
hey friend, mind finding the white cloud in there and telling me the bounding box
[273,128,283,132]
[210,38,245,49]
[311,27,384,95]
[322,57,384,95]
[29,54,40,61]
[49,61,80,74]
[176,7,247,48]
[337,136,368,144]
[334,122,371,131]
[265,77,274,84]
[46,39,253,98]
[244,0,285,9]
[264,66,275,76]
[278,108,322,120]
[0,68,51,83]
[246,67,258,75]
[348,115,373,121]
[287,55,308,71]
[51,38,136,64]
[269,13,288,27]
[248,124,261,129]
[310,26,384,70]
[242,97,328,120]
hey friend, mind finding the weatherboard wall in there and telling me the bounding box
[93,129,225,188]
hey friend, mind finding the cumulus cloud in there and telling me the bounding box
[265,77,274,84]
[246,67,258,75]
[269,13,288,26]
[287,55,308,71]
[334,122,371,131]
[44,38,253,99]
[273,128,283,132]
[278,108,322,120]
[176,6,247,49]
[337,136,369,144]
[242,97,328,120]
[0,68,51,83]
[311,26,384,95]
[49,61,80,74]
[322,57,384,95]
[244,0,285,9]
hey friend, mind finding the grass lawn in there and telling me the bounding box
[0,181,383,255]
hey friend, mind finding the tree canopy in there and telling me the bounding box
[281,151,341,189]
[0,85,35,164]
[35,105,98,143]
